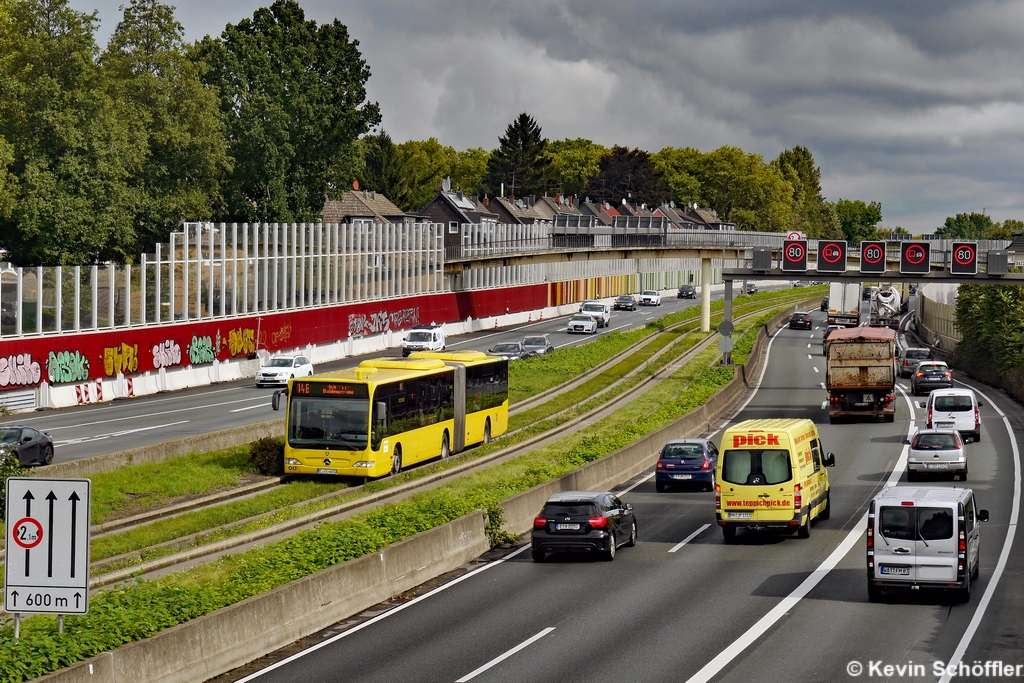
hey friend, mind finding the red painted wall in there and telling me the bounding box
[0,284,550,391]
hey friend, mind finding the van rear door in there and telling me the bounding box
[875,505,917,581]
[932,394,973,432]
[915,505,957,582]
[719,447,794,523]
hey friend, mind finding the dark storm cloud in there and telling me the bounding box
[70,0,1024,231]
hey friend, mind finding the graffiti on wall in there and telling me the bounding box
[103,343,139,377]
[46,350,90,384]
[0,353,41,388]
[152,339,182,369]
[271,323,292,347]
[347,307,420,339]
[187,334,216,365]
[226,327,256,357]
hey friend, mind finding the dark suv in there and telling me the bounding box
[678,285,696,299]
[613,294,638,311]
[532,491,637,561]
[789,312,813,330]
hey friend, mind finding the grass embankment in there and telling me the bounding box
[0,297,796,681]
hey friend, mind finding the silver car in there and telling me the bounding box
[256,355,314,387]
[522,335,554,355]
[904,429,968,481]
[567,314,598,334]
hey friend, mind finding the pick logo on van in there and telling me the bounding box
[732,434,781,447]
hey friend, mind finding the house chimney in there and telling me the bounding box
[482,196,489,206]
[555,193,561,204]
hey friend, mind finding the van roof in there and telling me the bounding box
[874,485,972,505]
[929,387,975,397]
[724,418,816,432]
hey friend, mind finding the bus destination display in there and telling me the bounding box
[292,381,369,398]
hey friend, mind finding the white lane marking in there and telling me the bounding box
[669,524,711,553]
[814,326,819,330]
[36,397,272,432]
[618,472,654,496]
[54,420,190,446]
[939,381,1022,683]
[807,354,812,360]
[230,403,271,413]
[819,382,825,390]
[455,627,556,682]
[234,544,533,682]
[686,387,915,683]
[812,366,819,373]
[820,401,828,410]
[806,343,811,349]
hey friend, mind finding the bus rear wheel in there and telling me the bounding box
[390,447,402,476]
[441,432,450,459]
[483,419,492,444]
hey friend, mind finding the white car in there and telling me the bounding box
[567,314,598,334]
[256,355,313,387]
[639,290,662,306]
[402,325,446,356]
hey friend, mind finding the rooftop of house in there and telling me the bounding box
[322,190,406,223]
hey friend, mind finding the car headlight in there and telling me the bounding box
[285,458,302,465]
[353,461,375,468]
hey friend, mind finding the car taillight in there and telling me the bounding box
[975,406,980,429]
[701,459,712,470]
[867,525,874,549]
[945,371,952,378]
[959,530,966,552]
[533,516,547,529]
[915,372,923,377]
[588,516,608,529]
[656,460,665,470]
[903,360,909,366]
[793,483,802,510]
[715,483,721,510]
[927,406,932,429]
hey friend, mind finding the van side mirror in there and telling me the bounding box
[823,452,836,467]
[918,401,927,409]
[978,401,984,407]
[978,510,989,522]
[963,436,974,444]
[271,389,286,411]
[902,438,910,445]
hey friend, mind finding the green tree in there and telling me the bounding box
[832,199,882,243]
[773,146,840,238]
[936,212,1004,240]
[1002,218,1024,236]
[0,0,145,265]
[360,130,413,207]
[482,113,550,199]
[695,146,793,232]
[652,146,703,207]
[450,147,489,197]
[543,138,608,197]
[102,0,230,250]
[195,0,380,223]
[584,145,668,207]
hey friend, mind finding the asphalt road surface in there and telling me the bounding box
[2,283,796,465]
[229,307,1021,683]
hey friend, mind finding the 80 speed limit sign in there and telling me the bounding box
[950,242,977,275]
[782,239,807,272]
[859,240,887,274]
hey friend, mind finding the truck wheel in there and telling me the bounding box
[884,414,895,423]
[797,515,811,539]
[868,584,883,603]
[954,572,971,603]
[819,492,831,520]
[722,525,736,544]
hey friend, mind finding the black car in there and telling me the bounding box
[488,341,530,360]
[745,283,758,295]
[789,312,813,329]
[532,490,637,561]
[0,426,54,466]
[911,362,953,395]
[656,438,718,491]
[820,296,829,311]
[613,294,638,311]
[677,285,696,299]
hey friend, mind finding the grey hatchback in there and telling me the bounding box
[532,491,637,561]
[911,361,953,395]
[522,335,554,356]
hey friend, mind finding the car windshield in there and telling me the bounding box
[680,286,693,291]
[0,428,19,444]
[492,344,519,353]
[906,349,930,360]
[880,506,953,541]
[934,395,972,412]
[913,433,958,450]
[662,443,705,459]
[920,364,947,374]
[616,296,632,301]
[542,502,599,517]
[406,331,432,342]
[523,337,546,346]
[582,304,604,312]
[266,358,294,368]
[571,315,593,322]
[642,291,656,296]
[721,449,792,485]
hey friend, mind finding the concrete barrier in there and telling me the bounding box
[38,418,285,479]
[36,511,489,683]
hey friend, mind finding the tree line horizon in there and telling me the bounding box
[0,0,1018,268]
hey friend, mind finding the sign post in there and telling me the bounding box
[4,478,91,631]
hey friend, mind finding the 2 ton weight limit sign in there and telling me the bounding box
[4,478,91,615]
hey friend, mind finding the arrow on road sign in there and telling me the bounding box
[74,592,82,609]
[46,491,57,578]
[70,491,80,578]
[10,590,17,607]
[23,490,33,576]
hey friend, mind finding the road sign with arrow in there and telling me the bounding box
[4,478,91,615]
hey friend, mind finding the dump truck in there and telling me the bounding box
[826,282,862,327]
[825,326,897,423]
[868,285,902,329]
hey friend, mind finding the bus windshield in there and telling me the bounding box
[288,396,369,451]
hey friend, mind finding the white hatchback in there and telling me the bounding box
[256,355,314,387]
[639,290,662,306]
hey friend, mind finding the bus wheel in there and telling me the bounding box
[483,419,492,444]
[441,432,450,459]
[390,447,402,476]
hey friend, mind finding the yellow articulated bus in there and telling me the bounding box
[272,351,508,478]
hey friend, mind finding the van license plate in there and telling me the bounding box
[729,512,752,519]
[880,565,911,576]
[937,422,955,429]
[672,474,693,480]
[317,468,337,474]
[556,523,580,530]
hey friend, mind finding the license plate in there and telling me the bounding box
[728,511,753,519]
[880,565,911,576]
[925,463,948,469]
[317,468,337,474]
[672,474,693,480]
[556,523,580,530]
[936,422,955,429]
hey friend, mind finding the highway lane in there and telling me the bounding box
[229,307,1020,683]
[5,283,794,465]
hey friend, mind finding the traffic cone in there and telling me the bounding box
[493,317,498,329]
[528,313,532,323]
[539,309,544,321]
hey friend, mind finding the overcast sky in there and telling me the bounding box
[70,0,1024,233]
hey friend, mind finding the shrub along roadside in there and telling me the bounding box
[0,303,782,682]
